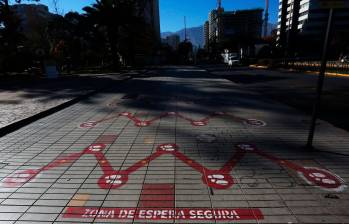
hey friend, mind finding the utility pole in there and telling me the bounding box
[264,0,269,37]
[306,8,334,149]
[184,16,187,42]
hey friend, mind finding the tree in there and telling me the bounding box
[82,0,148,69]
[178,41,193,64]
[0,0,39,73]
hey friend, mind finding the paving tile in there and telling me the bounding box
[0,67,348,223]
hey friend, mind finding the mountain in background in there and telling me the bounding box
[161,23,277,48]
[161,26,204,48]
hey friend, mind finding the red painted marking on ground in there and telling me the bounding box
[220,150,246,173]
[142,183,174,190]
[140,195,175,201]
[139,201,175,208]
[63,207,264,221]
[235,143,347,191]
[139,184,175,208]
[1,169,39,188]
[41,152,85,171]
[95,135,118,144]
[142,189,174,195]
[79,111,267,128]
[2,143,346,192]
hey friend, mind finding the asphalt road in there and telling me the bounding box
[204,65,349,132]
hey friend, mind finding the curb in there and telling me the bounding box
[249,64,349,78]
[0,76,132,138]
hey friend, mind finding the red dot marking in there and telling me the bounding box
[191,121,208,126]
[85,144,106,153]
[156,144,178,152]
[300,167,345,190]
[235,143,257,152]
[80,121,98,128]
[98,172,129,189]
[245,119,267,127]
[135,121,151,127]
[203,172,234,190]
[2,169,40,187]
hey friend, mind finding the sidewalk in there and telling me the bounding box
[0,66,348,223]
[0,72,133,130]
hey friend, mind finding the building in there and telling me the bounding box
[204,21,210,49]
[11,4,55,34]
[163,34,180,50]
[277,0,349,57]
[143,0,161,43]
[133,0,161,64]
[205,2,263,55]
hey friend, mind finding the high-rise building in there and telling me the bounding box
[217,9,263,42]
[143,0,161,43]
[277,0,349,56]
[204,21,210,49]
[205,3,263,53]
[134,0,161,64]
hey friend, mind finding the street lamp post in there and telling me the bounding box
[306,8,334,149]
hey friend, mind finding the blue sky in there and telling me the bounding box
[23,0,279,32]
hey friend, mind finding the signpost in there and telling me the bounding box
[307,0,348,149]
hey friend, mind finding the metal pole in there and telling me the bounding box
[264,0,269,37]
[306,8,334,149]
[184,16,187,41]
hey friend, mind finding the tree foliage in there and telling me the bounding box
[1,0,158,73]
[82,0,150,68]
[0,0,40,72]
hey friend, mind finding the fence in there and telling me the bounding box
[279,59,349,74]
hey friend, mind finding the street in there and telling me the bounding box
[0,66,349,223]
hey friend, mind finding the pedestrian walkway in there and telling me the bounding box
[0,66,348,223]
[0,72,130,129]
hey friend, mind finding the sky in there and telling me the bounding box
[20,0,279,32]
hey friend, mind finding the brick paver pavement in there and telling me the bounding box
[0,66,348,223]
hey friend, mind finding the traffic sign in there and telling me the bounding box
[317,0,349,9]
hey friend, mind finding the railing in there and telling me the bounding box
[279,59,349,74]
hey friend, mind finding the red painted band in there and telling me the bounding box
[63,207,264,221]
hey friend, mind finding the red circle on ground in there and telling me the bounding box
[245,119,266,127]
[98,172,129,189]
[191,121,208,126]
[235,143,257,151]
[156,144,179,152]
[85,144,106,153]
[80,121,98,128]
[300,167,345,190]
[202,171,234,190]
[135,121,151,127]
[3,169,40,187]
[119,112,132,116]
